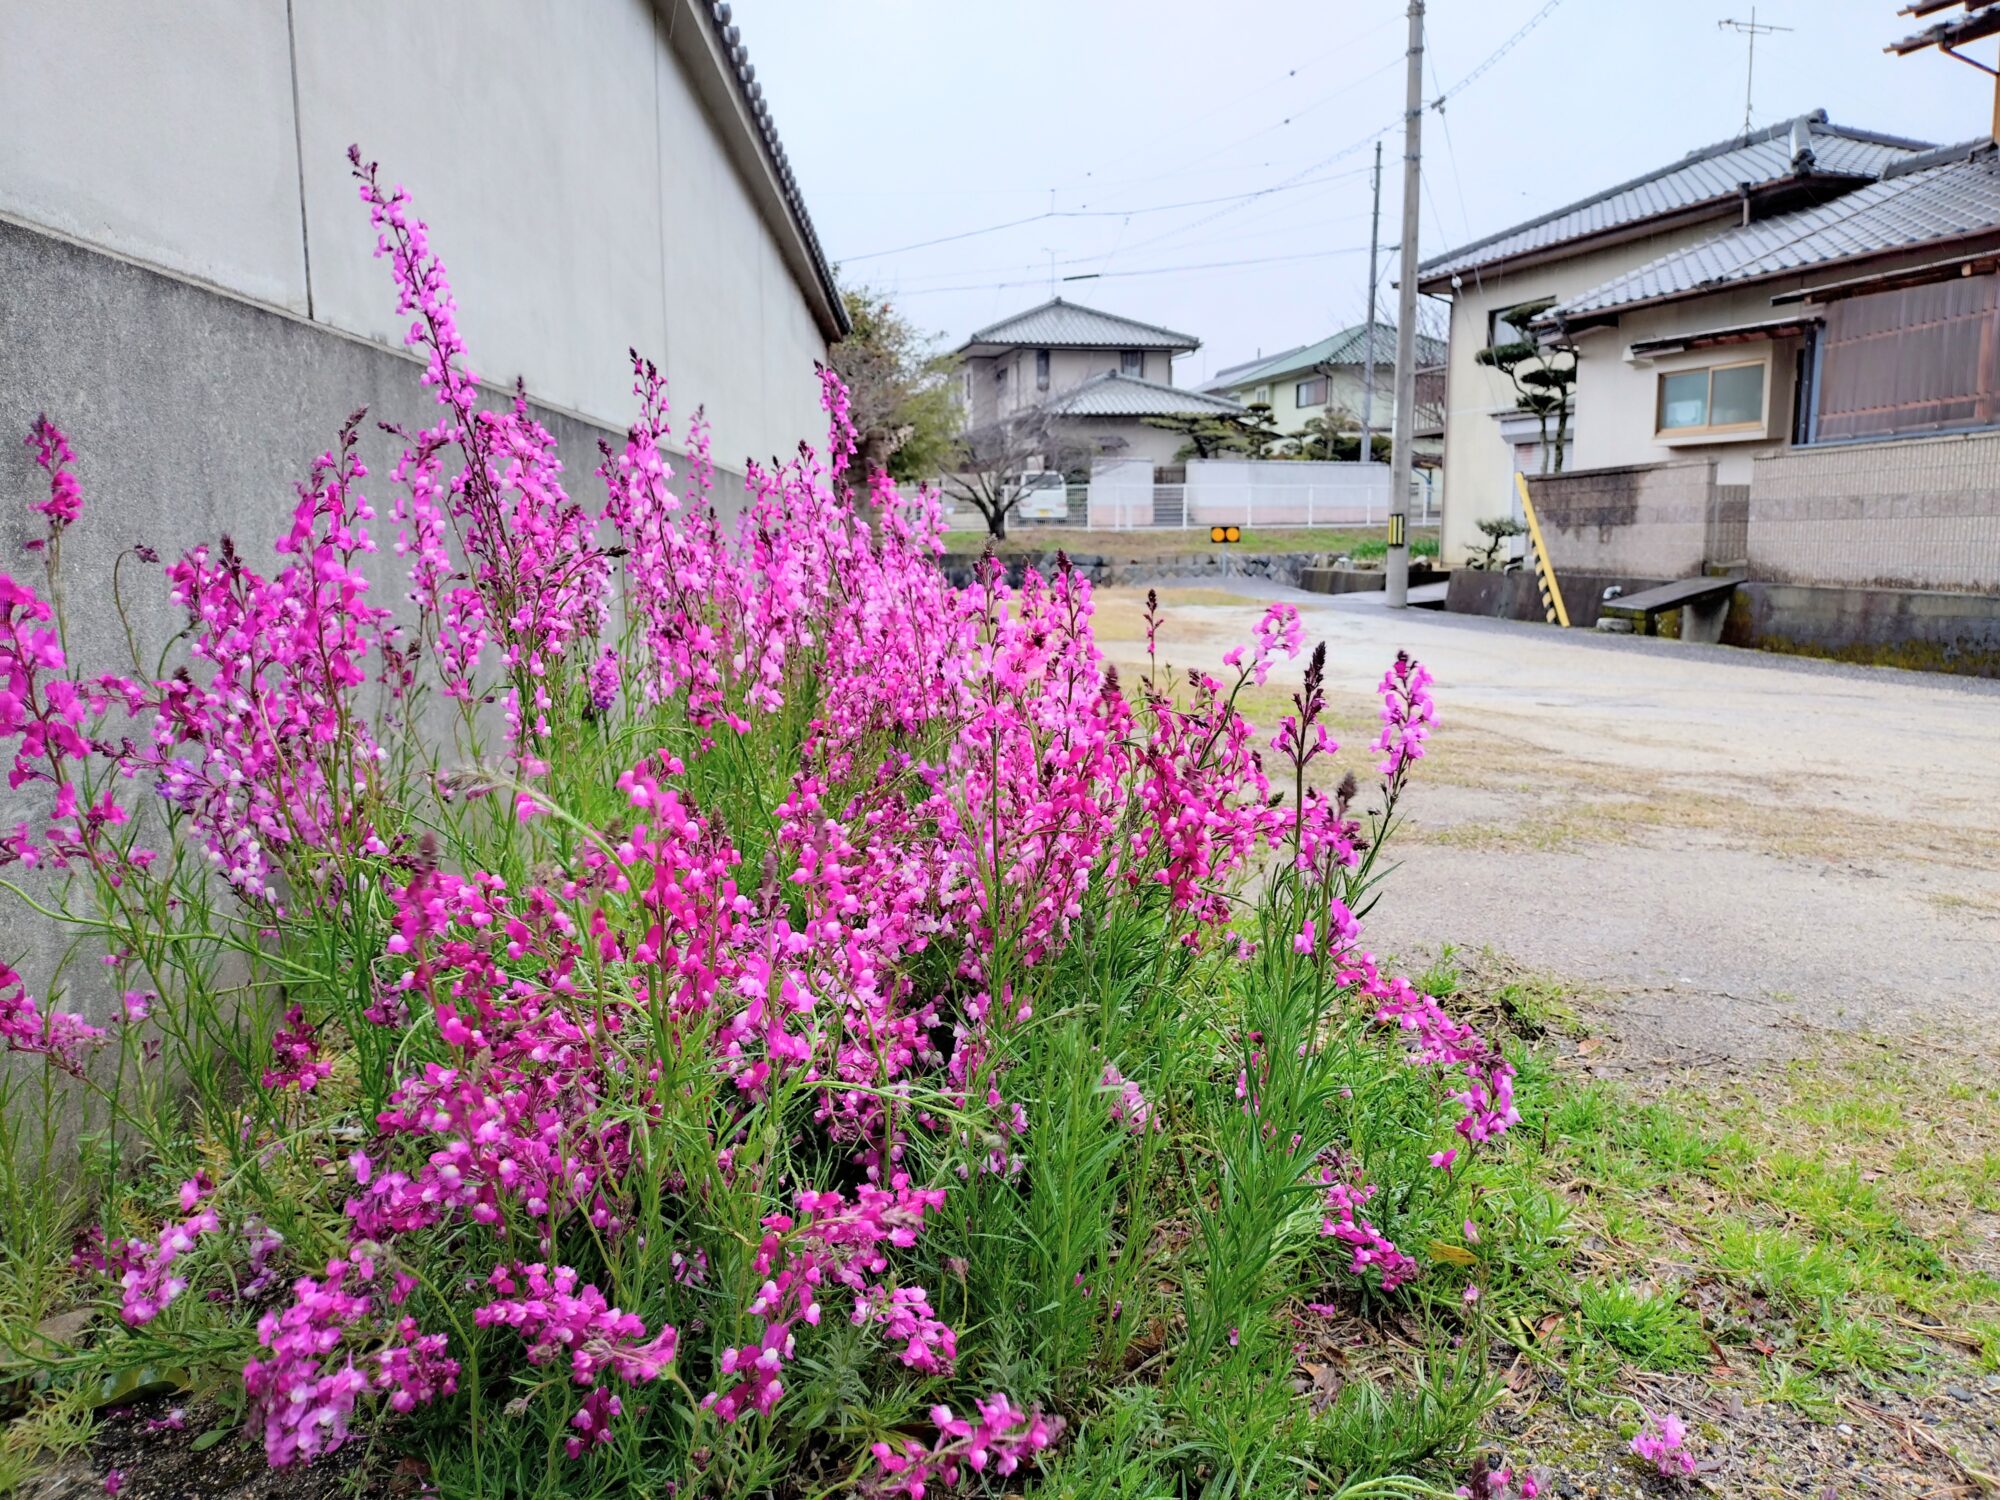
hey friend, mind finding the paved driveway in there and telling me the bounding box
[1095,584,2000,1068]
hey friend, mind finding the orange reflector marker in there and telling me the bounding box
[1226,525,1241,543]
[1209,525,1225,543]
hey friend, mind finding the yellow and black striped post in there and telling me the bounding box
[1514,472,1570,628]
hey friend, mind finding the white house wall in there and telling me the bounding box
[1435,230,1737,566]
[0,0,832,466]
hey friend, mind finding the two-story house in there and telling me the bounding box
[1417,111,1934,567]
[953,298,1243,467]
[1201,321,1445,455]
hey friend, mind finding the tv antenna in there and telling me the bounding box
[1718,8,1793,136]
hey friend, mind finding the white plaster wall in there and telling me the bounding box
[0,0,308,311]
[0,0,833,465]
[1433,230,1733,565]
[293,0,669,433]
[1077,419,1186,468]
[652,34,828,468]
[1567,286,1803,487]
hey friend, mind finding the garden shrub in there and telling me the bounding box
[0,152,1520,1497]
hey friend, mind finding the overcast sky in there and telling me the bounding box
[746,0,1985,383]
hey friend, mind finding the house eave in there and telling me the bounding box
[1556,225,2000,330]
[664,0,849,341]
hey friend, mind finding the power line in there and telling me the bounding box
[890,244,1378,298]
[1434,0,1568,108]
[853,0,1575,299]
[872,207,1376,291]
[997,0,1578,279]
[839,166,1370,263]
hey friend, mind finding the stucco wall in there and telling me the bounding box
[1071,419,1187,468]
[1431,228,1741,568]
[0,217,662,1079]
[1525,460,1714,580]
[1749,430,2000,592]
[1567,284,1806,484]
[0,0,833,469]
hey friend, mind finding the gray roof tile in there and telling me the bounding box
[1046,372,1244,418]
[1418,113,1933,283]
[1550,142,2000,320]
[960,298,1199,352]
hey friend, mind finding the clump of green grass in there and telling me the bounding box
[1408,960,2000,1440]
[1576,1281,1709,1371]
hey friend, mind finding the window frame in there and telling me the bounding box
[1120,349,1144,376]
[1253,384,1271,406]
[1489,306,1532,348]
[1036,348,1051,391]
[1295,375,1329,408]
[1653,357,1768,439]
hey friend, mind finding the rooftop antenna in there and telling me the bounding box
[1718,8,1793,136]
[1888,1,2000,141]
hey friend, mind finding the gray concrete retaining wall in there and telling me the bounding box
[0,218,756,1088]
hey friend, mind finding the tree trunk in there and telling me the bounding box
[986,505,1007,541]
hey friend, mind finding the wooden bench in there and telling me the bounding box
[1598,575,1739,643]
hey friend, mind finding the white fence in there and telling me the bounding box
[1084,457,1159,528]
[1085,458,1440,530]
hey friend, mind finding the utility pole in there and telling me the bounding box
[1358,140,1383,467]
[1718,9,1792,137]
[1386,0,1424,609]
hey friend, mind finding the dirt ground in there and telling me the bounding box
[1095,583,2000,1073]
[941,524,1440,560]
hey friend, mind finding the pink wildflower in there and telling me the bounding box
[1631,1407,1698,1478]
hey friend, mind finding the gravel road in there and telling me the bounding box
[1095,583,2000,1069]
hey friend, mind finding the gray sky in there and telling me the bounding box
[746,1,1984,383]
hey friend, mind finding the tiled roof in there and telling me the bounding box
[700,1,848,335]
[1418,112,1933,284]
[1550,142,2000,321]
[1046,372,1244,418]
[1202,322,1446,391]
[960,298,1199,353]
[1209,344,1309,387]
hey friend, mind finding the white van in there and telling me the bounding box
[1017,471,1070,522]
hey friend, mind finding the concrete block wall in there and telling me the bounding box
[1525,460,1713,580]
[1749,431,2000,593]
